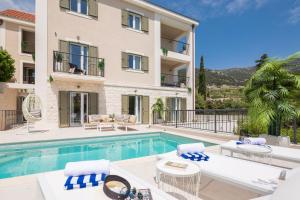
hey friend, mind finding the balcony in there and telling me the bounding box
[161,73,189,88]
[52,51,105,83]
[161,38,190,56]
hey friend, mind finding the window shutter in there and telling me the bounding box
[142,96,149,124]
[88,0,98,18]
[59,40,69,72]
[122,52,128,69]
[121,95,129,114]
[60,0,70,10]
[166,97,172,122]
[89,93,99,115]
[59,91,70,128]
[141,56,149,72]
[141,16,149,32]
[88,46,98,76]
[122,10,129,26]
[180,98,187,122]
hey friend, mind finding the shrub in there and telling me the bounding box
[0,49,15,82]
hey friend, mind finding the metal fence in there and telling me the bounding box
[153,109,247,134]
[161,38,190,55]
[161,73,189,88]
[0,110,24,131]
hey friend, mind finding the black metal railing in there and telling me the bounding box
[21,41,35,54]
[161,73,189,88]
[53,51,105,77]
[23,75,35,84]
[0,110,24,131]
[153,109,247,134]
[161,38,190,55]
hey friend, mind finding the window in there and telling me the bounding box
[128,13,141,31]
[128,54,141,70]
[70,0,88,15]
[69,43,89,72]
[21,30,35,54]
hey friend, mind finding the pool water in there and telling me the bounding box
[0,132,215,179]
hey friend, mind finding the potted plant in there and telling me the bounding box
[55,52,64,71]
[98,59,105,76]
[161,75,165,84]
[161,48,168,56]
[151,98,165,124]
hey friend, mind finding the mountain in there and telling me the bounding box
[195,62,300,87]
[195,67,255,87]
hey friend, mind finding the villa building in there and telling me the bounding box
[1,0,198,128]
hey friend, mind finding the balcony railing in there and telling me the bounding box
[21,41,35,54]
[53,51,105,77]
[23,75,35,84]
[161,73,189,88]
[161,38,190,55]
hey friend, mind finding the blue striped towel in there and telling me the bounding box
[181,152,210,161]
[64,173,107,190]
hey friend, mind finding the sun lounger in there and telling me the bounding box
[38,164,176,200]
[220,140,300,163]
[165,151,287,195]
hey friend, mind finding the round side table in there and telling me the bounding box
[156,158,201,200]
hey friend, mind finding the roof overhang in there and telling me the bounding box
[0,16,35,27]
[124,0,199,26]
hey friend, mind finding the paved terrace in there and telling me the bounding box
[0,124,299,200]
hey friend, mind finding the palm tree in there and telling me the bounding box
[244,53,300,136]
[152,98,165,120]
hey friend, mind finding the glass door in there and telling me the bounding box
[171,98,181,122]
[135,96,142,123]
[69,43,88,73]
[70,92,89,127]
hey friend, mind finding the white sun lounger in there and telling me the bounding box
[220,140,300,163]
[166,152,287,195]
[38,164,176,200]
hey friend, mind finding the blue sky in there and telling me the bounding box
[0,0,300,69]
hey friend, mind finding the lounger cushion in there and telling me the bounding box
[128,115,136,123]
[88,115,102,123]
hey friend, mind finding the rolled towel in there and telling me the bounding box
[177,143,205,156]
[64,173,107,190]
[64,160,110,177]
[244,137,266,145]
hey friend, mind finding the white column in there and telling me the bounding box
[35,0,48,122]
[154,14,161,87]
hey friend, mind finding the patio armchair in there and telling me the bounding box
[115,114,136,132]
[96,115,115,132]
[83,115,102,129]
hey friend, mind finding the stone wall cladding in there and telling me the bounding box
[45,81,192,126]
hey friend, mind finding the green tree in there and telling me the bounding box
[151,98,165,119]
[255,53,269,70]
[198,56,207,100]
[245,53,300,136]
[195,92,206,109]
[0,49,15,82]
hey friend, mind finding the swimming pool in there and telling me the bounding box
[0,132,215,179]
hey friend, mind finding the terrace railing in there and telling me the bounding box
[153,109,247,134]
[161,73,189,88]
[0,110,24,131]
[21,41,35,54]
[161,38,190,55]
[53,51,105,77]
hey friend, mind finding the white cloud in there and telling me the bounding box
[0,0,35,13]
[226,0,250,14]
[288,6,300,24]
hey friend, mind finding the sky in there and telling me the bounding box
[0,0,300,69]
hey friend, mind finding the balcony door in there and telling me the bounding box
[70,92,88,126]
[69,43,88,72]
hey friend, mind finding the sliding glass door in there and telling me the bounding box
[69,43,88,72]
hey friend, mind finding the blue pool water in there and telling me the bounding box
[0,132,215,179]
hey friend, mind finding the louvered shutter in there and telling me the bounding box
[60,0,70,10]
[89,93,99,115]
[141,56,149,72]
[88,0,98,18]
[59,91,70,127]
[122,52,128,69]
[122,10,129,26]
[121,95,129,114]
[59,40,69,72]
[142,96,149,124]
[141,16,149,32]
[88,46,98,76]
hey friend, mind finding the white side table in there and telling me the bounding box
[156,158,201,200]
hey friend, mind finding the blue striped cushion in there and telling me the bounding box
[181,152,209,161]
[64,173,107,190]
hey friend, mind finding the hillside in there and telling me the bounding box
[196,64,299,87]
